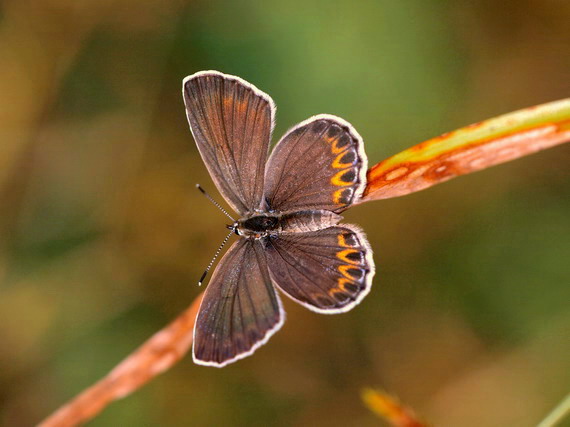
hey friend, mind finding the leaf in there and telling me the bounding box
[360,99,570,202]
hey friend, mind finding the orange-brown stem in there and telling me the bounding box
[361,100,570,202]
[39,293,204,427]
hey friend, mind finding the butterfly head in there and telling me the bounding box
[226,222,239,235]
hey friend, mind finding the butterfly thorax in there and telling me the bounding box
[234,210,342,239]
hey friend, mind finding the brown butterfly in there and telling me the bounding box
[183,71,375,367]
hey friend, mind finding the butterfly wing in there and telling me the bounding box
[264,225,375,313]
[193,238,284,367]
[263,115,368,213]
[183,71,275,214]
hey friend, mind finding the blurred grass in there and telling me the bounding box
[0,0,569,426]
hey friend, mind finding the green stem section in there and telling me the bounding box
[537,393,570,427]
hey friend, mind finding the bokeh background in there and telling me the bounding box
[1,0,569,426]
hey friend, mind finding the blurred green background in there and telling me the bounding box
[1,0,569,426]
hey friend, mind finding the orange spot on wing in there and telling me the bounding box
[337,232,357,248]
[331,138,348,154]
[338,265,358,280]
[337,278,353,290]
[337,249,360,264]
[333,188,344,205]
[333,188,355,206]
[332,151,353,169]
[331,169,354,187]
[324,135,336,143]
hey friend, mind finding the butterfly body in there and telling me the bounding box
[183,70,376,367]
[234,210,342,238]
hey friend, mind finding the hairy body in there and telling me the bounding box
[234,210,342,238]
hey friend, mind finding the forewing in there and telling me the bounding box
[265,225,375,313]
[263,115,368,213]
[183,71,275,214]
[193,239,284,367]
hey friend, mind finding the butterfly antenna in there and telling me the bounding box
[196,184,235,221]
[198,229,234,286]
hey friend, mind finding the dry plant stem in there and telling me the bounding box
[39,292,204,427]
[361,388,428,427]
[361,99,570,202]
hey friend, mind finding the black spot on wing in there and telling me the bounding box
[340,151,357,165]
[336,133,351,149]
[312,120,328,134]
[346,267,364,280]
[345,250,365,263]
[326,124,342,140]
[342,232,359,247]
[339,169,356,183]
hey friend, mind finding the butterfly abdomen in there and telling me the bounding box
[236,210,342,238]
[279,210,342,233]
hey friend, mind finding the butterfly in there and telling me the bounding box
[183,71,375,367]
